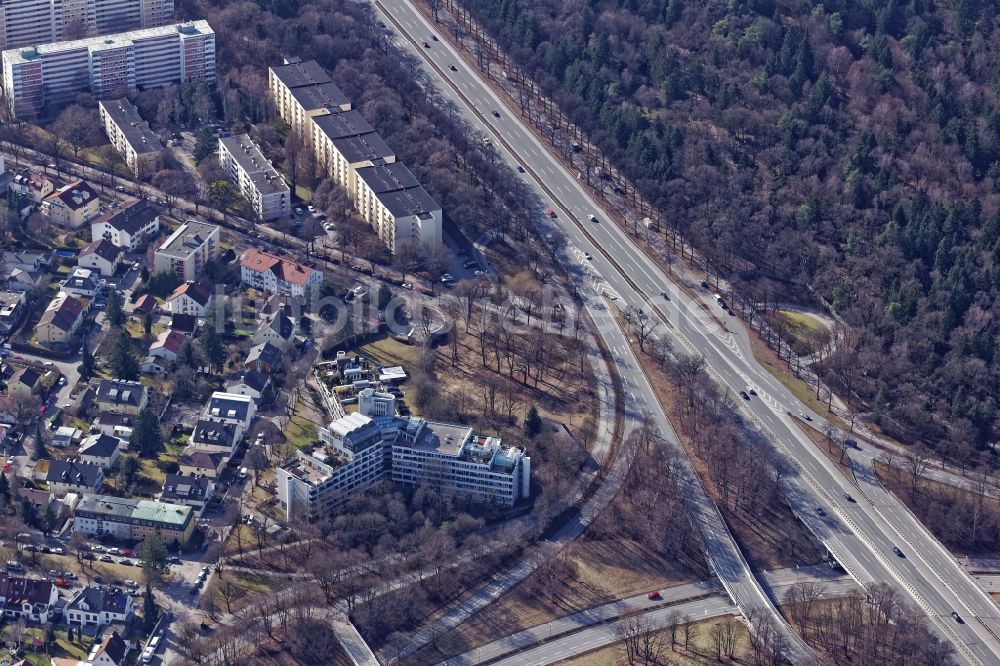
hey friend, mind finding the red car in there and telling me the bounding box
[647,590,662,600]
[546,209,557,218]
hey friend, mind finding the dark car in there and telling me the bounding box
[952,611,964,624]
[492,110,501,118]
[844,494,857,503]
[740,391,751,400]
[893,546,905,558]
[422,41,430,48]
[449,64,457,71]
[815,507,826,516]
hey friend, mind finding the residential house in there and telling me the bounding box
[225,370,271,402]
[41,180,101,228]
[78,239,123,277]
[240,248,322,297]
[252,311,295,353]
[178,448,226,478]
[169,313,198,335]
[165,281,213,318]
[2,250,50,273]
[4,267,42,292]
[66,588,134,629]
[132,294,156,316]
[95,380,148,415]
[46,459,105,496]
[189,418,240,457]
[90,200,160,250]
[9,171,53,202]
[147,330,188,363]
[61,267,102,298]
[35,292,84,347]
[78,434,126,469]
[0,290,27,336]
[244,341,283,375]
[7,365,43,400]
[56,630,132,666]
[0,575,58,623]
[52,426,82,449]
[92,413,133,439]
[159,474,214,515]
[15,487,58,516]
[203,393,256,442]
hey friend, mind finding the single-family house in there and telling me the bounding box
[35,292,84,347]
[78,239,123,277]
[9,171,54,202]
[78,434,126,469]
[189,419,240,456]
[7,366,43,400]
[95,380,148,415]
[0,575,59,623]
[66,588,134,629]
[61,267,102,298]
[170,313,198,335]
[147,330,188,363]
[203,393,256,442]
[91,413,133,439]
[45,459,105,496]
[225,370,271,402]
[0,290,27,335]
[4,267,42,292]
[252,311,295,353]
[132,294,156,316]
[243,341,283,375]
[159,474,214,516]
[178,448,227,478]
[165,281,213,318]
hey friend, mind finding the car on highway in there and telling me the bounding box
[739,391,751,400]
[952,611,964,624]
[546,209,557,218]
[422,41,430,48]
[844,494,856,503]
[815,506,826,516]
[516,165,525,173]
[647,590,662,600]
[449,64,457,71]
[588,214,597,222]
[746,386,757,396]
[431,34,438,41]
[660,291,670,299]
[893,546,905,558]
[492,110,501,118]
[584,252,593,260]
[799,412,813,421]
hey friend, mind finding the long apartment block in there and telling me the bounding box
[269,58,441,252]
[0,0,174,51]
[218,135,290,221]
[277,389,531,520]
[2,19,213,118]
[98,97,162,177]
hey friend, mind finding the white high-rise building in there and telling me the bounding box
[2,19,212,118]
[218,135,290,221]
[0,0,174,51]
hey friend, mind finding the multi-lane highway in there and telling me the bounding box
[373,1,1000,662]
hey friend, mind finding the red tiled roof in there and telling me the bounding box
[241,248,315,286]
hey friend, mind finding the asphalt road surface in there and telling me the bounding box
[374,1,1000,662]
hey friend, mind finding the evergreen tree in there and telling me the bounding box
[143,311,154,338]
[142,580,158,632]
[0,472,10,508]
[106,290,125,328]
[130,405,162,458]
[198,305,227,372]
[176,340,198,369]
[79,344,95,381]
[141,534,169,582]
[33,436,47,461]
[67,626,74,643]
[109,331,139,380]
[523,405,543,438]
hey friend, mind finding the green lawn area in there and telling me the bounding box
[360,335,421,370]
[229,570,290,595]
[775,309,831,353]
[283,416,317,449]
[0,624,92,665]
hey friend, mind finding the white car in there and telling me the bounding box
[307,205,316,213]
[584,252,593,260]
[588,214,597,221]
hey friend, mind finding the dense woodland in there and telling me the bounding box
[457,0,1000,459]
